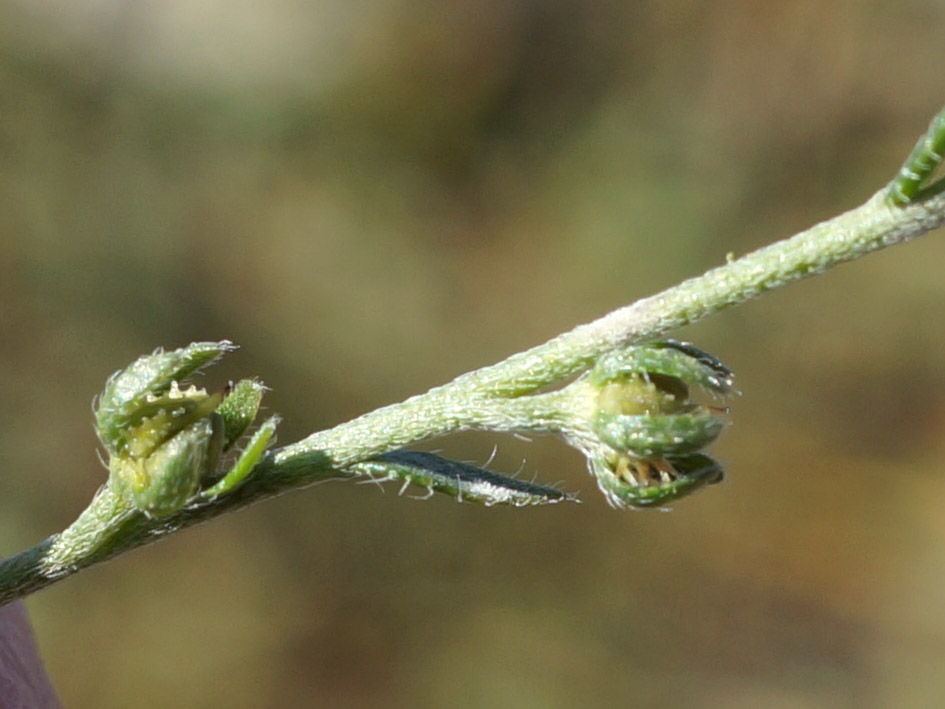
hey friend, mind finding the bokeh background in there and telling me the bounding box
[3,1,945,706]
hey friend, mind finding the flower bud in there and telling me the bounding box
[95,342,273,517]
[95,341,235,458]
[113,417,221,517]
[579,340,734,508]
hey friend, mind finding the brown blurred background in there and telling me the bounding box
[3,1,945,707]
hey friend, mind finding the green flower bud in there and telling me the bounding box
[95,342,276,517]
[95,342,235,458]
[576,340,735,509]
[114,417,221,517]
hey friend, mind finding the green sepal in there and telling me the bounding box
[118,387,223,460]
[216,379,267,451]
[589,339,735,396]
[200,415,279,500]
[111,416,222,517]
[96,341,235,456]
[591,453,724,509]
[592,408,726,459]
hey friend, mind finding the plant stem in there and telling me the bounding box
[2,121,945,605]
[280,185,945,469]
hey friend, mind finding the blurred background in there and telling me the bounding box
[3,1,945,706]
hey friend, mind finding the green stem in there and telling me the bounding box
[3,122,945,605]
[281,184,945,471]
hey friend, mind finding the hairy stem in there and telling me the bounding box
[2,114,945,604]
[280,185,945,468]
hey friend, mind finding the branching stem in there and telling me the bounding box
[1,106,945,606]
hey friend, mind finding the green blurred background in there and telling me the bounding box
[3,1,945,706]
